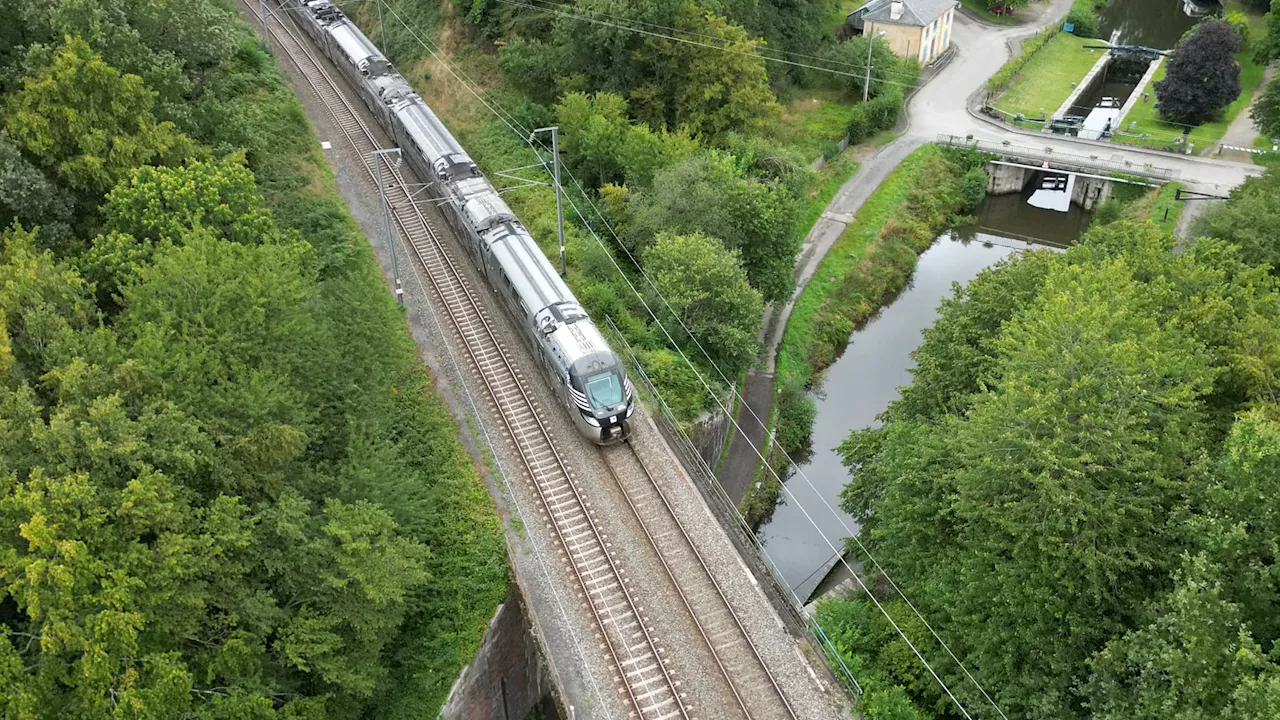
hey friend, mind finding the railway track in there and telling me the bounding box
[244,5,805,720]
[243,4,689,719]
[603,442,798,720]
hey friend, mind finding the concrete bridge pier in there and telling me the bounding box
[439,585,557,720]
[985,162,1115,211]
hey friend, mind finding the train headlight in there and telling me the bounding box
[625,403,635,418]
[580,410,601,427]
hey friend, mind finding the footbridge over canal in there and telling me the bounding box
[935,133,1263,193]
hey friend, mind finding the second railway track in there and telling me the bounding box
[243,3,804,719]
[603,442,798,720]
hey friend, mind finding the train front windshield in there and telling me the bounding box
[585,372,623,410]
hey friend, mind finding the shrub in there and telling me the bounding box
[1225,11,1252,49]
[846,88,903,144]
[961,166,988,211]
[1065,5,1099,39]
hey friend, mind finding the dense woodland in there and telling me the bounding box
[816,171,1280,719]
[0,1,507,718]
[359,0,917,425]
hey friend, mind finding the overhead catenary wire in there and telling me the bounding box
[370,3,1009,717]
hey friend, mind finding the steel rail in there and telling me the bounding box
[243,4,689,718]
[603,441,800,720]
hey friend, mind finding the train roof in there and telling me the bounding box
[393,97,467,161]
[484,223,574,314]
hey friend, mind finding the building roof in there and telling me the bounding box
[851,0,957,27]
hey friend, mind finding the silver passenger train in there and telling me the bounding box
[294,0,634,443]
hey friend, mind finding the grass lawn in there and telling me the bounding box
[959,0,1020,24]
[994,33,1107,120]
[1114,5,1268,153]
[768,88,860,162]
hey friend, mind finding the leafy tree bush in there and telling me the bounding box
[1254,0,1280,63]
[642,231,763,378]
[834,218,1280,719]
[1250,76,1280,139]
[1225,10,1253,49]
[820,35,901,99]
[0,3,509,718]
[626,151,802,303]
[5,37,196,196]
[846,89,905,144]
[1155,19,1243,125]
[1193,165,1280,271]
[959,166,988,211]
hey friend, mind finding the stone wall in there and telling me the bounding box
[440,585,554,720]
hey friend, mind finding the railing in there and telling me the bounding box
[936,133,1181,180]
[602,316,864,698]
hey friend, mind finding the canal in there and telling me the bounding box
[1097,0,1216,50]
[756,185,1090,602]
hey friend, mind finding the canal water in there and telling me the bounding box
[756,188,1090,602]
[1097,0,1214,50]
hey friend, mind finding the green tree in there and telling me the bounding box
[258,491,430,697]
[636,4,781,138]
[101,154,277,245]
[5,36,194,196]
[1155,20,1243,125]
[1253,0,1280,63]
[1250,77,1280,141]
[844,256,1218,718]
[627,151,801,302]
[0,131,73,247]
[1084,555,1276,720]
[642,231,763,376]
[555,91,697,188]
[1193,166,1280,272]
[115,232,317,500]
[820,35,901,99]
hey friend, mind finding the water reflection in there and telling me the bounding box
[1097,0,1212,50]
[963,186,1093,247]
[755,196,1090,601]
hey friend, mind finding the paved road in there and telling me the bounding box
[718,6,1264,504]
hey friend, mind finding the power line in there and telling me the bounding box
[371,3,1005,716]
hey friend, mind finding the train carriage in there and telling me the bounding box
[294,0,634,443]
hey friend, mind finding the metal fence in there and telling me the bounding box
[936,133,1181,180]
[602,316,863,698]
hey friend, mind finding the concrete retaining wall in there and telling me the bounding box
[987,162,1030,194]
[440,586,554,720]
[1071,175,1113,211]
[984,163,1114,211]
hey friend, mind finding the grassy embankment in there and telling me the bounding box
[740,144,982,526]
[1114,5,1268,152]
[993,33,1107,120]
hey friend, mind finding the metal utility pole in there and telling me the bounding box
[863,30,886,103]
[530,126,566,277]
[372,148,405,305]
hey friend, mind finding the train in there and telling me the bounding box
[293,0,634,444]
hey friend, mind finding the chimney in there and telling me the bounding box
[890,0,904,20]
